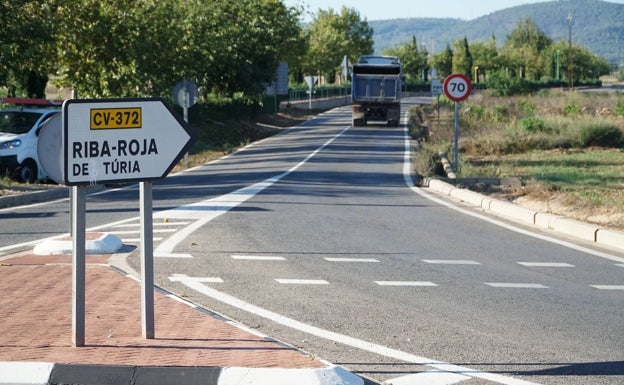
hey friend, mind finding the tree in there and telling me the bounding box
[383,36,428,83]
[469,35,499,83]
[430,44,453,78]
[0,1,57,97]
[500,18,552,80]
[52,0,305,99]
[452,37,473,78]
[305,6,373,81]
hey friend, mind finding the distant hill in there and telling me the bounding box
[369,0,624,66]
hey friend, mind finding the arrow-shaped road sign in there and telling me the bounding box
[62,98,196,186]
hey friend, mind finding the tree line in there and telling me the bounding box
[0,2,613,102]
[384,18,612,94]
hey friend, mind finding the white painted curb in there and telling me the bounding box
[218,365,363,385]
[427,179,624,254]
[0,362,54,385]
[33,233,123,255]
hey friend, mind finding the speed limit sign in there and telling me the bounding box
[443,73,472,102]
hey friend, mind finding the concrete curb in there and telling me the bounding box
[0,186,69,208]
[0,362,361,385]
[427,179,624,254]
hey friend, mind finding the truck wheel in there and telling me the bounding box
[353,118,365,127]
[16,160,38,183]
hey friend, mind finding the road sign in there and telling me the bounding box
[62,98,196,186]
[172,79,198,109]
[431,78,443,96]
[443,73,472,102]
[304,75,317,89]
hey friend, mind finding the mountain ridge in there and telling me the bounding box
[369,0,624,65]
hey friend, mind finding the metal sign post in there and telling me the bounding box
[443,74,472,171]
[71,186,86,347]
[140,181,154,338]
[304,75,317,111]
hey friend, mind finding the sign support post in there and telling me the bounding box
[454,101,460,171]
[71,186,86,347]
[140,181,155,339]
[443,74,472,171]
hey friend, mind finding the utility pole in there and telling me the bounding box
[568,12,574,91]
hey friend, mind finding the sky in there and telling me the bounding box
[284,0,624,21]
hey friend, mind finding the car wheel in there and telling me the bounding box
[16,160,38,183]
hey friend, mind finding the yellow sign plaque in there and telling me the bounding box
[90,107,142,130]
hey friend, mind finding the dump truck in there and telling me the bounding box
[351,55,402,127]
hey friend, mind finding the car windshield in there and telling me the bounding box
[0,111,41,134]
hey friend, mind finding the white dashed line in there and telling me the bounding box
[616,264,624,268]
[275,279,329,285]
[121,237,163,242]
[113,222,190,227]
[107,229,177,235]
[423,259,480,265]
[589,285,624,290]
[231,255,287,261]
[324,258,380,263]
[375,281,438,287]
[169,275,223,283]
[485,283,549,289]
[517,262,575,267]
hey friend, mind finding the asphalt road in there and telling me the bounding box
[1,98,622,385]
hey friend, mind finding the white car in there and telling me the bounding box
[0,108,60,182]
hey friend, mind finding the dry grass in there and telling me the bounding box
[413,89,624,231]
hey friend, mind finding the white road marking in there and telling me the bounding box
[121,237,163,242]
[114,222,190,227]
[154,253,194,259]
[152,126,351,257]
[589,285,624,290]
[171,274,539,385]
[107,228,177,235]
[231,255,287,261]
[485,283,549,289]
[275,279,329,285]
[616,264,624,268]
[386,370,471,385]
[375,281,438,287]
[423,259,480,265]
[517,262,574,267]
[169,275,223,283]
[324,257,380,263]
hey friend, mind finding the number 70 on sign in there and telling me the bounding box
[443,73,472,102]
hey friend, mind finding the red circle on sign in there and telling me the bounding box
[443,73,472,102]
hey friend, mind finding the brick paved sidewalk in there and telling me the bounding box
[0,252,362,384]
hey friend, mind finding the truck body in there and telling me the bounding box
[351,55,402,127]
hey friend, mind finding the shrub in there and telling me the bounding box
[521,117,548,133]
[517,99,537,115]
[564,103,582,116]
[616,96,624,117]
[412,145,443,177]
[578,123,623,147]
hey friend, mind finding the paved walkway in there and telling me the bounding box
[0,251,361,385]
